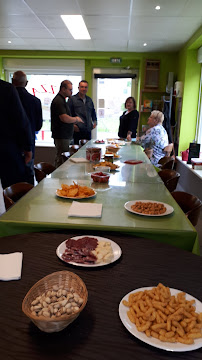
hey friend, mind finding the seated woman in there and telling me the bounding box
[136,110,168,166]
[118,97,139,141]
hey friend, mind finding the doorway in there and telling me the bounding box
[92,68,138,139]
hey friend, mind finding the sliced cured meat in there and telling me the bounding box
[62,237,98,264]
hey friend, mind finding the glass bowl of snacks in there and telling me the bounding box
[91,171,110,183]
[106,145,120,154]
[22,271,88,333]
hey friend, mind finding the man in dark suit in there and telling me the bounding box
[0,79,32,189]
[12,71,43,184]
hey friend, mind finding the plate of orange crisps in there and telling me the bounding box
[56,182,97,199]
[119,283,202,352]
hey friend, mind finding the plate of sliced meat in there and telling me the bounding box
[56,235,122,267]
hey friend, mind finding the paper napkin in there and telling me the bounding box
[70,157,89,163]
[68,201,102,218]
[0,252,23,281]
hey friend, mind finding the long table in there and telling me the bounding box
[0,231,202,360]
[0,141,199,254]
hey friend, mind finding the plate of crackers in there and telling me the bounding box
[124,200,174,216]
[56,182,97,199]
[93,161,119,171]
[119,283,202,352]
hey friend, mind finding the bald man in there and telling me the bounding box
[51,80,83,168]
[12,71,43,184]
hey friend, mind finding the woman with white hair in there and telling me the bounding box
[136,110,168,166]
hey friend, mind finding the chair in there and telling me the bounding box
[3,194,14,211]
[35,162,56,175]
[34,166,46,183]
[79,139,88,147]
[158,169,180,192]
[163,143,173,157]
[158,156,175,170]
[61,151,71,163]
[3,182,34,203]
[69,144,80,156]
[171,191,202,226]
[144,148,153,159]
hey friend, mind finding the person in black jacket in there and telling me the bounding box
[12,71,43,184]
[118,97,139,140]
[0,79,32,189]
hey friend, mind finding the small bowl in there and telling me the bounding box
[22,271,88,333]
[106,146,120,154]
[91,172,110,183]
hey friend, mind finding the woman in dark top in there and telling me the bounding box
[118,96,139,140]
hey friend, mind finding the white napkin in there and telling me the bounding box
[70,157,89,163]
[68,201,102,217]
[0,252,23,281]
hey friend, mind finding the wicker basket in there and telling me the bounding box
[22,271,88,333]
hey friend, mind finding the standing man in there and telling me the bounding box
[12,71,43,185]
[0,79,32,189]
[51,80,83,168]
[68,80,97,144]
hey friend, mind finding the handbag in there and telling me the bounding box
[181,149,189,161]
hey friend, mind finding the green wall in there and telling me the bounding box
[0,26,201,154]
[178,26,202,153]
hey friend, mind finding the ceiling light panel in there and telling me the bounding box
[61,15,91,39]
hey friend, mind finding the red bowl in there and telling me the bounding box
[91,172,110,183]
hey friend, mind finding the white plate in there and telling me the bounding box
[56,235,122,267]
[93,165,120,172]
[56,189,97,200]
[119,287,202,352]
[124,200,174,217]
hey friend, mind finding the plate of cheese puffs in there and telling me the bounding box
[119,283,202,352]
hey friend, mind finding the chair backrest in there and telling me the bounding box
[171,191,202,226]
[158,169,180,192]
[3,182,34,203]
[35,162,56,175]
[163,143,173,156]
[69,144,80,155]
[159,157,175,170]
[61,152,70,162]
[144,148,153,159]
[3,194,14,211]
[79,139,88,147]
[34,166,46,183]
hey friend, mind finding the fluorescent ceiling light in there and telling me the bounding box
[61,15,91,40]
[155,5,160,10]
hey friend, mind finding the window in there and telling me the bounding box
[4,58,84,145]
[26,74,82,145]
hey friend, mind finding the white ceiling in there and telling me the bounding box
[0,0,201,52]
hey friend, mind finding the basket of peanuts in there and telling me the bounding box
[22,270,88,333]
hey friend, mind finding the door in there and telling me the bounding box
[92,69,138,140]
